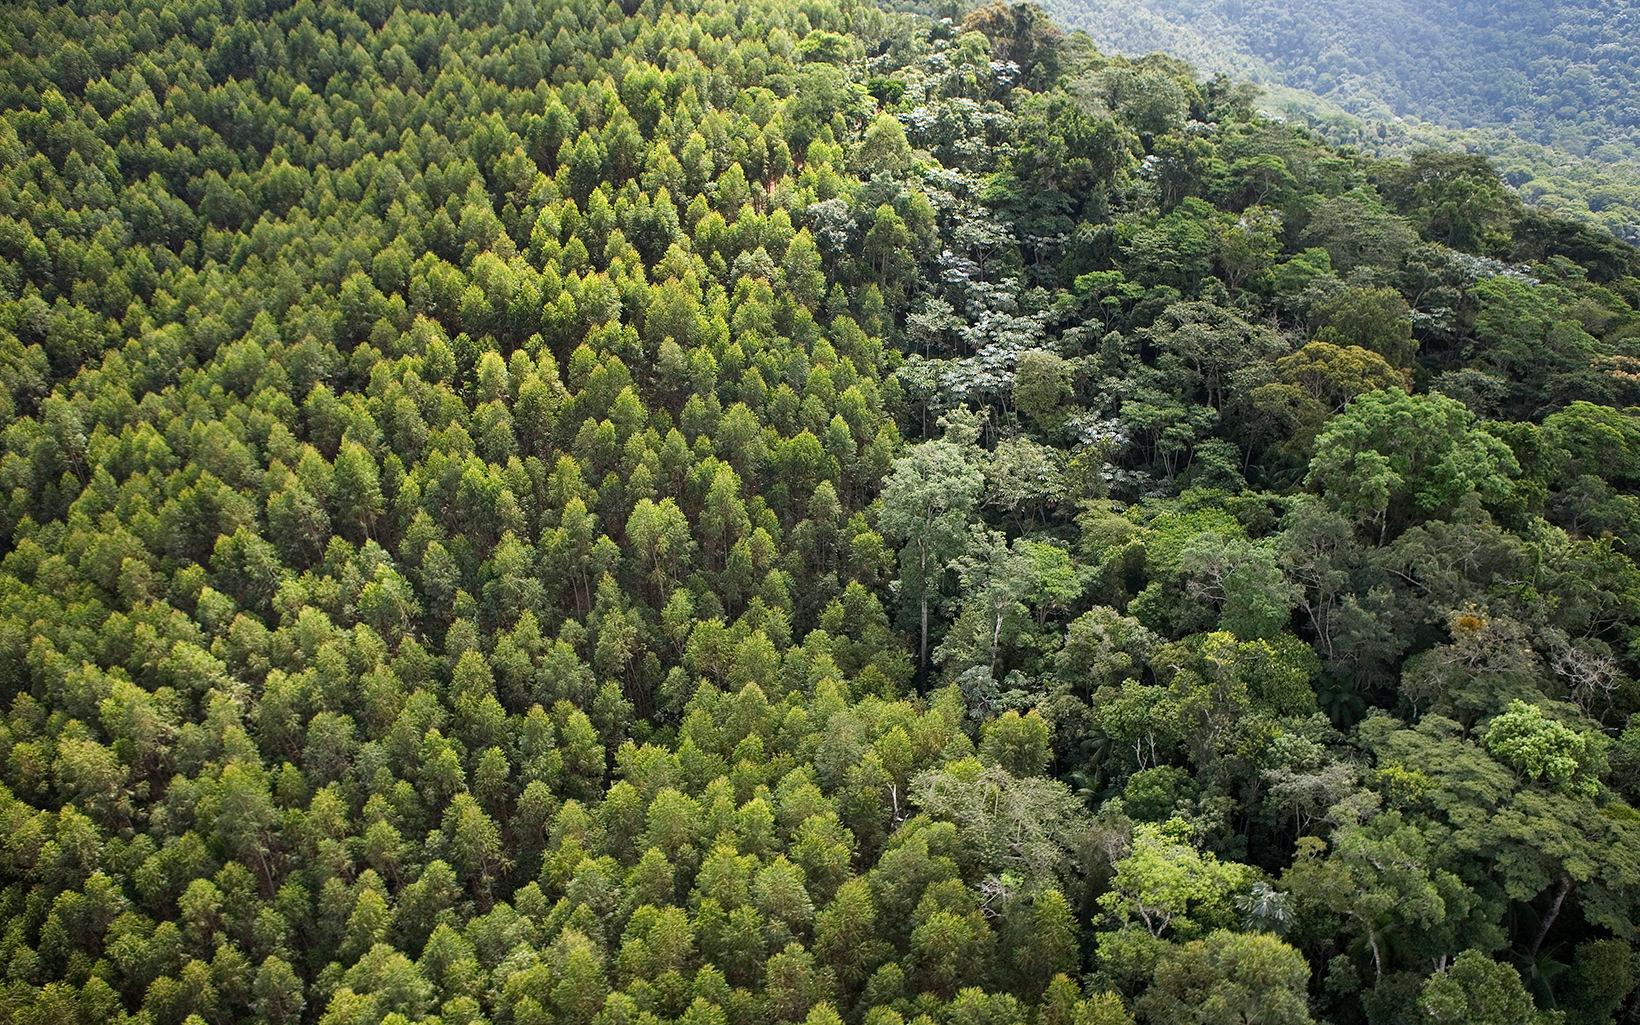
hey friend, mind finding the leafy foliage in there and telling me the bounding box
[0,2,1638,1025]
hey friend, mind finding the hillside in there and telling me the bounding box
[1040,0,1640,243]
[1038,0,1640,155]
[2,1,1640,1025]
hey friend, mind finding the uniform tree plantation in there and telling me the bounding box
[3,0,1640,1024]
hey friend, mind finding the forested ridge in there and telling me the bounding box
[1039,0,1640,246]
[1039,0,1640,157]
[2,1,1640,1024]
[1248,100,1640,251]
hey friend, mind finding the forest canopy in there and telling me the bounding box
[1,1,1639,1025]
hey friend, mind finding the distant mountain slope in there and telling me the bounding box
[1043,0,1640,157]
[1041,0,1640,241]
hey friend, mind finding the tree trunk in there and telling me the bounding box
[1529,873,1573,957]
[920,593,929,676]
[918,540,930,677]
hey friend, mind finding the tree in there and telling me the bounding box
[1480,700,1604,796]
[1380,152,1517,255]
[358,564,421,645]
[863,205,917,296]
[1311,286,1417,368]
[765,942,833,1023]
[332,441,385,542]
[1306,389,1519,544]
[1214,206,1284,290]
[857,114,914,181]
[1253,341,1409,459]
[815,878,889,1003]
[253,956,305,1025]
[961,2,1070,91]
[1010,888,1079,1000]
[1100,819,1250,940]
[910,910,996,999]
[1175,534,1300,641]
[985,437,1071,526]
[1300,192,1419,279]
[1418,950,1547,1025]
[1009,92,1135,210]
[1014,350,1073,432]
[444,794,509,904]
[1561,939,1637,1025]
[1150,300,1287,411]
[1057,607,1155,694]
[552,930,610,1025]
[1136,930,1316,1025]
[626,497,695,602]
[979,710,1052,778]
[1282,805,1473,985]
[936,529,1037,690]
[267,480,331,566]
[877,437,984,677]
[340,943,436,1021]
[911,759,1091,905]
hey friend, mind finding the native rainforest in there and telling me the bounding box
[1041,0,1640,247]
[1,0,1639,1023]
